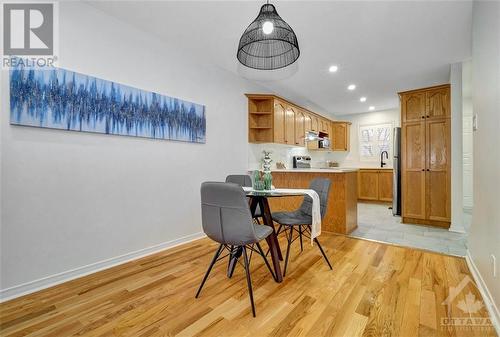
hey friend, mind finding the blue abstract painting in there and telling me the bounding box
[9,65,206,143]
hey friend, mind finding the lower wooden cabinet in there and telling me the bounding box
[358,169,393,202]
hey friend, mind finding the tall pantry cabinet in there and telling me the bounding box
[399,84,451,228]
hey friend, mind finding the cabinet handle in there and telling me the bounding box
[427,115,430,118]
[421,116,425,119]
[421,169,425,171]
[427,169,430,171]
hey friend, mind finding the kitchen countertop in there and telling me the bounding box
[258,168,359,173]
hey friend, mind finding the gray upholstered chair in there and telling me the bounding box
[225,174,262,218]
[196,182,275,317]
[272,178,333,276]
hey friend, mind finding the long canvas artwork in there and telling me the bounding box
[9,65,206,143]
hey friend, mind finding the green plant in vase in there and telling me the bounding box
[253,170,264,190]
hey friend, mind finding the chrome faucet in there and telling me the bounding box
[380,151,389,168]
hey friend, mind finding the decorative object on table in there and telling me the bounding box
[276,161,286,169]
[253,170,265,190]
[261,150,273,190]
[237,1,300,70]
[262,150,273,173]
[9,64,206,143]
[263,171,273,190]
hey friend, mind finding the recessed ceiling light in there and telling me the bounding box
[369,106,375,111]
[329,65,338,73]
[347,84,356,90]
[360,97,367,102]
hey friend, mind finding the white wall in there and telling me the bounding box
[468,0,500,321]
[0,2,265,298]
[450,63,465,233]
[462,60,473,211]
[337,108,400,168]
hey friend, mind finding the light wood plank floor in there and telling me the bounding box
[0,234,497,337]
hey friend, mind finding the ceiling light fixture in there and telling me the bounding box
[347,84,356,91]
[360,97,367,102]
[329,65,338,73]
[369,106,375,111]
[237,1,300,70]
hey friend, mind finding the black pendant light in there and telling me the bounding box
[237,1,300,70]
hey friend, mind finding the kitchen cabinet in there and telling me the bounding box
[246,94,340,147]
[331,122,350,151]
[303,112,312,133]
[294,110,305,146]
[426,118,451,221]
[311,115,319,132]
[273,100,286,144]
[358,169,393,202]
[426,87,450,120]
[399,84,450,228]
[378,170,393,202]
[284,105,296,145]
[401,91,426,123]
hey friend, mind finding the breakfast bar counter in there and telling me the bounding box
[266,169,358,234]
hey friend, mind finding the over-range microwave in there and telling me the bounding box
[306,131,331,150]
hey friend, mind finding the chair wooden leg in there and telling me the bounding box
[299,225,303,252]
[314,238,333,270]
[276,224,283,236]
[283,227,293,277]
[256,242,276,281]
[242,246,256,317]
[196,244,224,298]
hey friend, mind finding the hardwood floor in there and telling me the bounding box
[0,234,497,337]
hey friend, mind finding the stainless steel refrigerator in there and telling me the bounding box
[392,127,402,216]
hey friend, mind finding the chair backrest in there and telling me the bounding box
[200,182,258,245]
[299,178,331,219]
[225,174,252,187]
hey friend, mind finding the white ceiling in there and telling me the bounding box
[87,1,472,116]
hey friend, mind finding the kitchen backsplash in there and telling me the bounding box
[248,143,348,170]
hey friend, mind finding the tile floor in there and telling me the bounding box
[349,202,468,256]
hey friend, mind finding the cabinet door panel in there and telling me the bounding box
[426,87,450,119]
[304,113,312,133]
[358,171,379,200]
[402,121,426,219]
[294,110,305,146]
[426,118,450,221]
[332,123,348,151]
[273,101,286,144]
[404,171,426,218]
[402,92,425,122]
[284,106,295,145]
[311,116,319,132]
[378,171,393,201]
[404,122,426,169]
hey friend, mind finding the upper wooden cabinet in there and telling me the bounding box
[401,91,426,122]
[426,87,450,119]
[400,84,450,122]
[331,122,351,151]
[303,112,312,133]
[246,94,349,151]
[273,101,286,144]
[284,105,296,145]
[399,84,451,228]
[294,110,305,146]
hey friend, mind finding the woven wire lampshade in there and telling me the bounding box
[237,3,300,70]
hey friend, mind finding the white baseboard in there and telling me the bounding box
[0,232,206,303]
[465,250,500,335]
